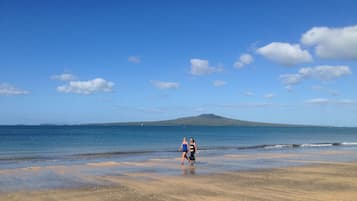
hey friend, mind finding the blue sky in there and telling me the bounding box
[1,0,357,126]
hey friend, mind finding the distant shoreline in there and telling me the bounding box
[0,124,343,128]
[0,114,345,127]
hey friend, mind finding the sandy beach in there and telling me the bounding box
[1,152,357,201]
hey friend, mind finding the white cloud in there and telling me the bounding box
[280,65,351,87]
[305,98,329,105]
[298,65,351,80]
[280,74,303,85]
[128,56,141,64]
[234,53,253,68]
[51,73,76,81]
[190,58,222,75]
[301,25,357,59]
[213,80,227,87]
[304,98,357,106]
[257,42,312,66]
[0,83,29,96]
[264,93,274,99]
[57,78,114,94]
[151,80,179,89]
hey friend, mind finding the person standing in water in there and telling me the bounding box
[179,137,189,165]
[189,137,197,165]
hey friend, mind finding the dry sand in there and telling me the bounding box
[1,161,357,201]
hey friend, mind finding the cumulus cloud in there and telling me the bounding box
[257,42,312,66]
[151,80,179,89]
[51,73,76,81]
[57,78,114,94]
[234,53,253,68]
[213,80,227,87]
[301,25,357,59]
[0,83,29,96]
[128,56,141,64]
[280,65,351,87]
[299,65,351,80]
[190,58,222,75]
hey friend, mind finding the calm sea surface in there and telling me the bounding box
[1,126,357,169]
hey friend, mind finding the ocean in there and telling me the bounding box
[1,126,357,191]
[1,126,357,168]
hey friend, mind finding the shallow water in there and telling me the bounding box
[1,126,357,191]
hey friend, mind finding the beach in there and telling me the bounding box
[1,150,357,201]
[1,126,357,200]
[2,0,357,200]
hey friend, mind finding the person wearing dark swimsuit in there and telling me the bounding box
[189,137,197,165]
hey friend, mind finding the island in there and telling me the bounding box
[85,113,305,127]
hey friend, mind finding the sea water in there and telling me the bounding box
[1,126,357,168]
[1,126,357,191]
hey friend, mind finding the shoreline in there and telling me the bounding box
[1,149,357,200]
[1,160,357,201]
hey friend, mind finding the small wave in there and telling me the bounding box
[264,144,293,149]
[262,142,357,149]
[1,142,357,163]
[341,142,357,146]
[301,143,333,147]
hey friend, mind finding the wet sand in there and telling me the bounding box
[1,160,357,201]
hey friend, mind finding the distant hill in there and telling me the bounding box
[88,114,302,127]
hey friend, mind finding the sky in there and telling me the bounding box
[0,0,357,126]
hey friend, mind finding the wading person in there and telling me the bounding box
[179,137,189,165]
[189,137,197,165]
